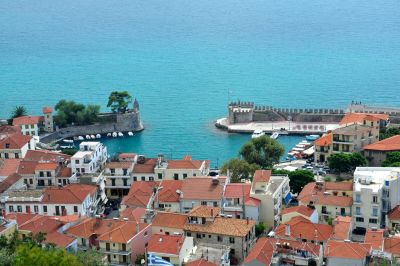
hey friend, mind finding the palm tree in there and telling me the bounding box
[11,106,27,118]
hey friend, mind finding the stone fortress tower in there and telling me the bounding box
[42,106,54,132]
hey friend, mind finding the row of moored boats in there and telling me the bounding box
[60,132,134,149]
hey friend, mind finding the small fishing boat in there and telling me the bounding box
[118,132,124,137]
[96,134,101,139]
[90,135,96,139]
[107,133,111,137]
[63,139,74,144]
[306,134,320,141]
[270,131,280,139]
[85,135,91,140]
[78,136,84,140]
[252,129,265,139]
[128,131,134,136]
[112,132,117,137]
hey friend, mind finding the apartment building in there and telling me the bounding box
[0,133,35,159]
[71,142,108,175]
[325,240,372,266]
[12,115,42,136]
[363,135,400,166]
[223,183,260,221]
[104,161,135,199]
[353,167,400,230]
[249,170,291,228]
[154,155,210,180]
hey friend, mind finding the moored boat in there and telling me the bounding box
[128,131,134,136]
[252,129,265,139]
[96,134,101,139]
[118,132,123,137]
[306,134,320,141]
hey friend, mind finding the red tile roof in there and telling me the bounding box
[122,181,158,207]
[298,182,353,207]
[281,205,315,217]
[17,161,38,175]
[275,216,333,242]
[45,231,75,248]
[119,207,146,222]
[332,216,351,240]
[158,180,183,203]
[384,237,400,255]
[35,162,58,171]
[0,173,23,193]
[0,159,21,177]
[42,107,52,114]
[151,212,188,230]
[133,159,157,174]
[364,229,384,250]
[189,206,220,218]
[167,156,207,170]
[181,177,226,200]
[184,217,255,237]
[118,153,137,159]
[147,234,185,255]
[67,218,148,244]
[105,161,133,169]
[224,183,261,206]
[244,237,275,265]
[0,134,32,149]
[24,150,70,162]
[325,240,371,260]
[185,259,217,266]
[340,113,388,125]
[12,116,43,126]
[42,184,97,204]
[363,135,400,151]
[5,213,38,225]
[253,170,271,183]
[324,181,353,191]
[314,133,332,147]
[0,125,21,137]
[388,205,400,220]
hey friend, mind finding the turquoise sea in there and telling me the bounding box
[1,0,400,166]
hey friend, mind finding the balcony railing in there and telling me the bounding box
[99,248,131,256]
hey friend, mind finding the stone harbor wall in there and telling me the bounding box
[40,111,143,144]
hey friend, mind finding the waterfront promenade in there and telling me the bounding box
[215,117,340,134]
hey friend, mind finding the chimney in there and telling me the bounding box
[285,224,290,236]
[246,217,249,225]
[211,208,214,217]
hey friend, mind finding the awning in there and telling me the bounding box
[284,192,293,205]
[303,146,315,156]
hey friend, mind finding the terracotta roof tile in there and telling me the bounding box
[147,234,185,255]
[253,170,271,183]
[364,229,384,250]
[224,183,261,206]
[119,207,146,222]
[12,116,43,126]
[388,205,400,220]
[158,180,183,203]
[0,159,21,177]
[17,161,38,175]
[244,237,275,265]
[152,212,188,230]
[340,113,388,126]
[5,213,38,225]
[188,206,220,218]
[324,181,353,191]
[325,240,371,260]
[314,133,332,147]
[0,173,23,193]
[24,150,70,162]
[185,259,217,266]
[384,237,400,255]
[298,182,353,207]
[184,217,255,237]
[363,135,400,151]
[0,134,32,149]
[35,162,58,171]
[122,181,158,207]
[42,107,52,114]
[332,216,351,240]
[118,153,137,159]
[281,205,315,217]
[167,157,207,170]
[133,159,157,174]
[275,216,333,242]
[0,125,21,136]
[181,177,226,200]
[42,184,97,204]
[45,231,75,248]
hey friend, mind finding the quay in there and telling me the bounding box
[216,101,400,135]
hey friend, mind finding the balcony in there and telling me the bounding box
[223,205,242,212]
[99,248,131,256]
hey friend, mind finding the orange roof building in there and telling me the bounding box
[151,212,188,235]
[363,135,400,166]
[253,170,271,183]
[147,234,189,260]
[325,240,371,264]
[332,216,352,240]
[384,237,400,258]
[243,237,275,266]
[0,133,33,158]
[339,113,388,126]
[281,205,318,223]
[364,228,384,251]
[12,116,43,126]
[121,181,158,208]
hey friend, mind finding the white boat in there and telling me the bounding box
[107,133,111,137]
[112,132,117,137]
[96,134,101,139]
[85,135,91,139]
[63,139,74,144]
[118,132,124,137]
[78,136,84,140]
[128,131,134,136]
[60,145,74,149]
[292,147,305,152]
[90,135,96,139]
[252,129,265,139]
[270,131,280,139]
[306,134,320,141]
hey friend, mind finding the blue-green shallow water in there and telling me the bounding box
[1,0,400,164]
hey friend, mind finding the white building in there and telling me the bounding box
[5,183,99,217]
[71,142,108,175]
[103,161,135,199]
[353,167,400,230]
[250,170,291,228]
[0,134,35,159]
[154,154,210,180]
[12,116,42,136]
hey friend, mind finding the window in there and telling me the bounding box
[81,238,86,247]
[229,237,235,243]
[75,160,79,164]
[141,176,145,181]
[110,168,115,175]
[230,249,235,255]
[9,206,14,212]
[17,206,22,212]
[48,180,52,186]
[174,173,179,180]
[47,171,51,177]
[183,174,187,179]
[196,234,201,239]
[25,206,30,213]
[123,179,128,186]
[74,206,78,213]
[29,179,33,184]
[43,206,47,213]
[217,236,222,242]
[213,202,218,207]
[187,232,192,237]
[111,179,116,186]
[356,217,364,222]
[123,169,128,176]
[39,171,44,177]
[158,173,162,180]
[5,143,10,148]
[369,218,378,224]
[201,201,207,206]
[34,205,39,213]
[355,207,361,215]
[133,176,137,181]
[372,208,378,217]
[149,176,154,181]
[373,196,378,203]
[15,153,19,158]
[5,153,8,159]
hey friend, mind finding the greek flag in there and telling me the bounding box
[147,253,173,266]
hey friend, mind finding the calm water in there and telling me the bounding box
[1,0,399,165]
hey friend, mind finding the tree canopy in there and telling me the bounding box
[328,153,367,174]
[239,136,285,168]
[220,158,260,183]
[379,127,400,140]
[54,100,100,127]
[287,169,315,194]
[107,91,133,113]
[11,106,28,119]
[382,152,400,167]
